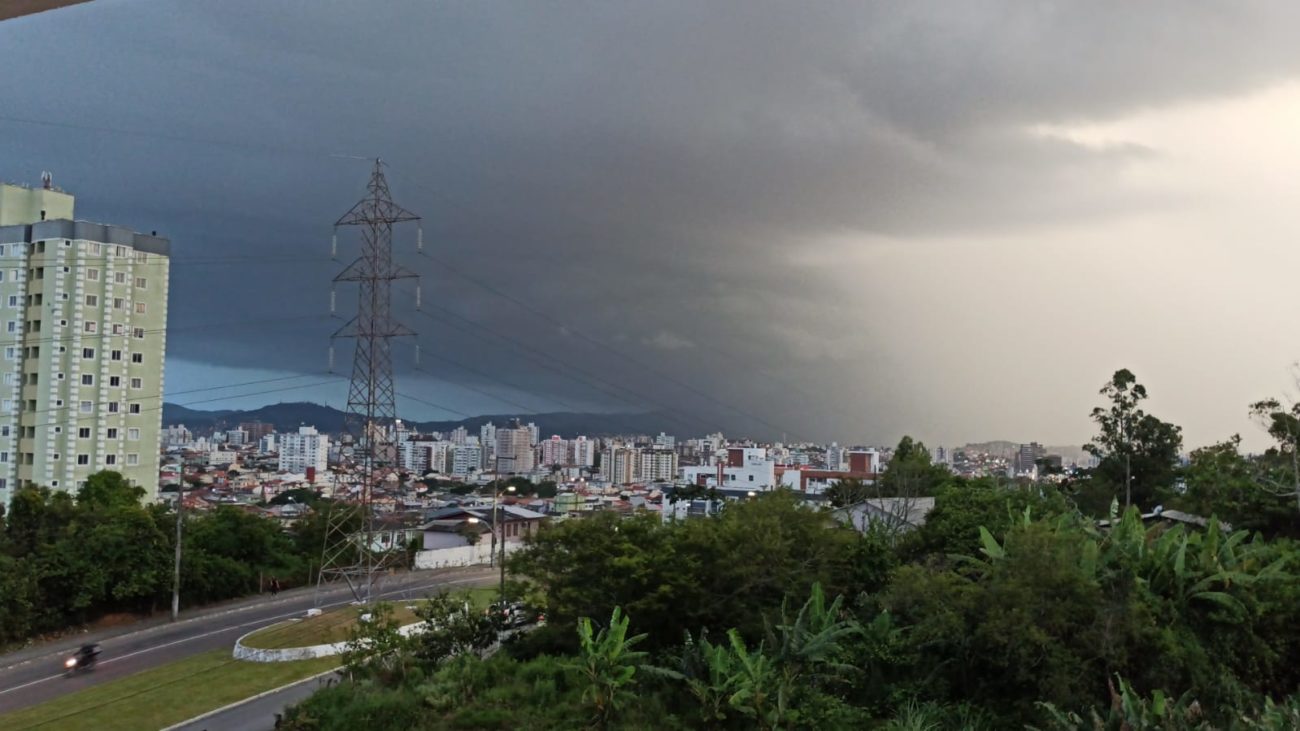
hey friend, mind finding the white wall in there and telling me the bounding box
[414,542,523,570]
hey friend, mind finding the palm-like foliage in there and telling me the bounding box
[567,607,675,728]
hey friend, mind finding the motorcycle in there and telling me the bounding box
[63,649,99,676]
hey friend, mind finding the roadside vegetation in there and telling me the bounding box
[0,471,366,648]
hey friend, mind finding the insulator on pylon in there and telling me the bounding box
[328,345,335,373]
[331,231,338,259]
[415,283,421,310]
[330,287,336,314]
[417,225,424,253]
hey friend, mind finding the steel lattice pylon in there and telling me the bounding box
[317,159,419,604]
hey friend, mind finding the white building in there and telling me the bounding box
[451,443,482,477]
[653,432,675,449]
[278,425,329,474]
[165,424,192,448]
[680,447,776,490]
[571,435,595,468]
[479,422,496,468]
[258,433,277,453]
[639,448,678,482]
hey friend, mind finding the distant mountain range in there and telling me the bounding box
[162,401,682,438]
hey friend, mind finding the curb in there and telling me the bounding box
[157,667,341,731]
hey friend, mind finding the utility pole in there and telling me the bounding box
[170,486,184,621]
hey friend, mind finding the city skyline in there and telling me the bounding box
[5,3,1300,452]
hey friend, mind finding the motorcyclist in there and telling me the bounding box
[75,643,100,666]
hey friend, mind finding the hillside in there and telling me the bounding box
[161,401,680,438]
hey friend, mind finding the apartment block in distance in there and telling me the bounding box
[0,176,170,504]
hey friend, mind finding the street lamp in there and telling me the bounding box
[491,482,517,604]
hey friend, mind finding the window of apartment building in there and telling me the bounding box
[78,427,90,439]
[23,427,33,439]
[0,245,6,256]
[106,428,118,439]
[0,426,8,437]
[133,327,145,339]
[25,400,34,412]
[126,454,138,466]
[0,452,8,463]
[105,454,117,465]
[81,374,93,386]
[113,298,124,309]
[33,268,43,280]
[76,454,89,465]
[134,302,146,314]
[61,266,69,273]
[4,347,14,360]
[88,243,100,255]
[52,453,59,461]
[25,373,36,385]
[32,293,42,305]
[56,373,63,381]
[114,272,126,284]
[54,399,62,407]
[35,242,44,254]
[128,403,141,414]
[127,428,139,441]
[1,400,11,413]
[28,320,40,333]
[131,353,143,364]
[85,294,98,307]
[87,268,99,281]
[135,277,147,289]
[58,319,67,328]
[109,376,120,387]
[82,347,94,358]
[84,322,96,334]
[6,296,15,308]
[6,322,15,334]
[111,324,124,335]
[3,374,13,386]
[130,377,142,389]
[79,401,92,414]
[111,350,121,361]
[108,402,120,413]
[115,246,127,258]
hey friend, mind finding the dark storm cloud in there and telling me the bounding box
[3,1,1300,441]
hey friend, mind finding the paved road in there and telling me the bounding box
[0,567,495,715]
[167,671,344,731]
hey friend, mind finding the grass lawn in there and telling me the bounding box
[242,587,497,650]
[0,650,338,731]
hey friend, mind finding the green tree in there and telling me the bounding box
[76,470,145,511]
[878,436,951,499]
[1084,369,1182,510]
[825,478,873,508]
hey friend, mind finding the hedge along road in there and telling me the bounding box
[0,566,495,714]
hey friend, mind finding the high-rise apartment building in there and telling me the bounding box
[571,435,595,468]
[638,447,678,482]
[278,426,329,474]
[0,179,169,505]
[539,435,569,466]
[601,445,639,485]
[495,419,534,474]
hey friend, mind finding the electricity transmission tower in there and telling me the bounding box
[317,159,420,604]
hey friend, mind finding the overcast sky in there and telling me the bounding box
[4,1,1300,450]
